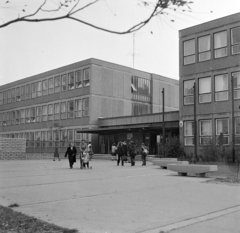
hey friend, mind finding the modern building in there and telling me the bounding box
[0,58,179,155]
[179,13,240,159]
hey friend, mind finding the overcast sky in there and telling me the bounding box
[0,0,240,86]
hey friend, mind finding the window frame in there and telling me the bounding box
[48,78,54,95]
[231,26,240,55]
[198,77,211,104]
[216,118,229,145]
[75,70,82,88]
[183,79,195,105]
[198,35,211,62]
[68,72,75,90]
[75,99,82,118]
[214,30,227,58]
[54,76,61,93]
[232,71,240,99]
[68,100,74,118]
[183,39,196,65]
[83,68,90,87]
[199,119,212,145]
[235,117,240,145]
[214,74,228,102]
[42,80,48,96]
[82,98,89,117]
[61,74,67,92]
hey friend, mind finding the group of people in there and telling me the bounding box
[111,139,149,166]
[64,140,94,169]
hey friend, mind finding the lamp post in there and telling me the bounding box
[193,83,197,162]
[162,88,165,157]
[231,75,235,163]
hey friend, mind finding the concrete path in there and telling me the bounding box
[0,159,239,233]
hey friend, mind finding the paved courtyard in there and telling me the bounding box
[0,159,239,233]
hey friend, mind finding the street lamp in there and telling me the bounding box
[162,88,165,157]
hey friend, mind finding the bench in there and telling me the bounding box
[167,164,218,177]
[152,159,189,168]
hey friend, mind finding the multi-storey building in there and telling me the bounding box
[179,13,240,159]
[0,58,179,155]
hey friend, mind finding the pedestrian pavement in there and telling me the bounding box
[0,158,239,233]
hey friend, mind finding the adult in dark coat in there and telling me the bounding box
[65,143,77,169]
[128,139,136,166]
[122,140,128,163]
[117,141,124,166]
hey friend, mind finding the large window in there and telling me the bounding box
[30,107,36,123]
[61,74,67,91]
[31,82,37,98]
[37,81,42,97]
[20,86,25,101]
[132,103,150,115]
[216,119,229,145]
[75,70,82,88]
[0,92,3,105]
[68,129,74,142]
[68,100,74,118]
[3,91,7,104]
[183,39,195,65]
[75,99,82,117]
[36,106,42,122]
[183,80,194,105]
[215,74,228,101]
[15,110,20,124]
[25,108,30,123]
[11,89,16,102]
[61,102,67,119]
[10,111,15,125]
[214,31,227,58]
[42,80,48,96]
[35,131,41,147]
[232,72,240,99]
[198,35,211,62]
[49,78,54,94]
[48,104,53,121]
[199,120,212,145]
[54,103,60,120]
[60,129,67,147]
[83,68,90,87]
[131,76,151,102]
[20,109,25,124]
[68,72,75,90]
[235,117,240,145]
[199,77,211,103]
[16,87,21,101]
[3,112,7,126]
[54,76,61,93]
[231,27,240,55]
[184,121,194,146]
[42,105,48,121]
[83,98,89,117]
[7,90,11,103]
[25,84,30,100]
[41,131,47,147]
[6,112,10,125]
[47,131,53,147]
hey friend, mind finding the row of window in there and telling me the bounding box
[183,26,240,65]
[0,68,90,106]
[184,71,240,105]
[132,102,151,116]
[0,98,89,126]
[0,129,89,148]
[184,117,240,146]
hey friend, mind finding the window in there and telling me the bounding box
[68,100,74,118]
[75,70,82,88]
[131,76,151,102]
[54,76,61,93]
[61,102,67,119]
[0,92,3,105]
[231,27,240,55]
[42,80,48,96]
[47,131,53,147]
[132,103,150,115]
[83,98,89,117]
[199,120,212,145]
[41,131,47,147]
[184,121,194,146]
[7,90,11,103]
[25,84,30,100]
[60,129,67,147]
[48,104,53,121]
[30,107,36,123]
[16,87,21,101]
[54,103,60,120]
[235,117,240,145]
[53,130,60,147]
[215,74,228,101]
[6,112,10,125]
[35,131,41,147]
[31,82,37,98]
[25,108,30,123]
[61,74,67,91]
[37,81,42,97]
[20,109,25,124]
[198,35,211,62]
[214,31,227,58]
[183,39,195,65]
[0,113,2,126]
[15,110,20,124]
[42,105,48,121]
[3,91,7,104]
[49,78,54,94]
[75,99,82,117]
[83,68,90,87]
[20,86,25,101]
[36,106,42,122]
[232,72,240,99]
[10,111,15,125]
[68,72,75,90]
[199,77,211,103]
[183,80,195,105]
[75,129,82,147]
[3,112,7,126]
[11,89,16,102]
[216,119,229,145]
[68,129,74,142]
[29,132,35,147]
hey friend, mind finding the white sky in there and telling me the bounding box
[0,0,240,86]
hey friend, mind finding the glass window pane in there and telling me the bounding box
[184,80,195,96]
[199,77,211,94]
[215,74,228,92]
[214,31,227,49]
[231,27,240,45]
[216,119,229,135]
[198,35,210,52]
[184,121,194,136]
[184,39,195,56]
[200,120,212,136]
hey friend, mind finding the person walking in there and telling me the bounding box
[79,139,87,169]
[122,140,128,164]
[128,139,136,166]
[111,143,117,161]
[87,142,94,161]
[140,142,149,166]
[116,141,124,166]
[65,143,77,169]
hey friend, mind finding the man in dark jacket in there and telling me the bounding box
[65,143,77,169]
[128,139,136,166]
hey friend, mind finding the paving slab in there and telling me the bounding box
[0,159,239,233]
